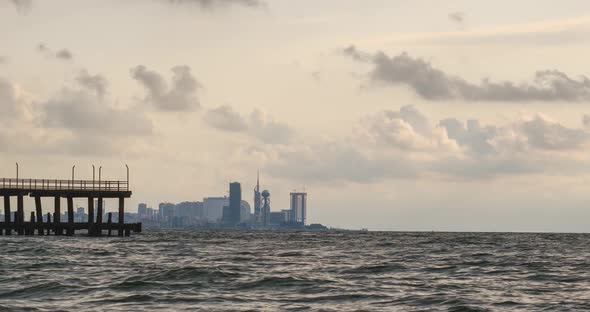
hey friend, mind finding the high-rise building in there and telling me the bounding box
[203,197,228,223]
[240,201,251,223]
[175,201,203,218]
[146,207,154,220]
[159,203,175,223]
[290,192,307,225]
[137,203,148,217]
[223,182,241,226]
[253,171,261,222]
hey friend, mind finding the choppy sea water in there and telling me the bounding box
[1,231,590,311]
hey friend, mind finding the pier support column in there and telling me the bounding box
[107,212,112,236]
[118,197,124,237]
[17,195,24,235]
[4,196,11,236]
[28,212,35,235]
[67,197,74,236]
[87,197,94,236]
[96,197,103,236]
[54,197,61,235]
[34,196,43,236]
[46,212,51,235]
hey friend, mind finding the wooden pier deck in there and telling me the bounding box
[0,177,141,237]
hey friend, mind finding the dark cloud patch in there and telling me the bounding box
[204,105,248,131]
[249,109,294,144]
[166,0,265,9]
[311,71,321,81]
[343,45,370,62]
[204,105,294,144]
[76,70,107,100]
[0,56,6,64]
[37,43,47,52]
[519,115,589,150]
[55,49,73,61]
[9,0,32,14]
[344,46,590,102]
[448,12,464,25]
[131,65,200,111]
[36,43,75,62]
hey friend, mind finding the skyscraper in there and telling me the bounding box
[137,203,148,217]
[224,182,241,226]
[290,192,307,225]
[253,171,261,222]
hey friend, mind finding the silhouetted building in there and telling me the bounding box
[159,203,175,224]
[261,190,271,226]
[290,192,307,225]
[240,201,251,223]
[269,211,287,225]
[223,182,242,226]
[146,207,154,220]
[75,207,87,222]
[138,203,148,217]
[253,171,261,222]
[203,197,227,223]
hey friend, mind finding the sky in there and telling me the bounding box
[3,0,590,231]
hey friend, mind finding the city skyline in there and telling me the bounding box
[4,1,590,231]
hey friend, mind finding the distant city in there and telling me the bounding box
[134,173,329,230]
[0,173,330,231]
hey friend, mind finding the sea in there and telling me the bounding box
[0,230,589,311]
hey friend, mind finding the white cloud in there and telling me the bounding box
[264,106,590,183]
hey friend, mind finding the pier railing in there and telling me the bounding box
[0,178,129,192]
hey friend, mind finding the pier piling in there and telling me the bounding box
[97,198,103,236]
[118,197,124,237]
[17,195,24,235]
[107,212,112,236]
[54,197,61,235]
[4,195,10,235]
[88,197,94,235]
[46,212,51,235]
[67,197,74,236]
[34,196,42,235]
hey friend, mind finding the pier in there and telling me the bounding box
[0,166,141,237]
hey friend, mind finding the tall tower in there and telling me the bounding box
[228,182,242,226]
[261,190,271,227]
[290,192,307,225]
[253,171,261,221]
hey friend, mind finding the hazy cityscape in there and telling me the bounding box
[0,172,328,231]
[136,173,327,230]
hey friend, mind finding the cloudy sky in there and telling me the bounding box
[3,0,590,231]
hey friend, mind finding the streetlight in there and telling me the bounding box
[125,164,129,190]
